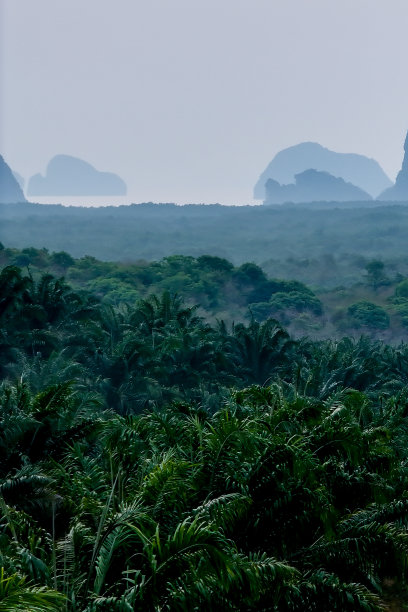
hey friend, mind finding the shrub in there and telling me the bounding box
[347,301,389,330]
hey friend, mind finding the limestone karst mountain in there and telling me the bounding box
[255,142,392,200]
[27,155,127,196]
[378,132,408,201]
[0,155,27,203]
[264,169,372,205]
[12,171,25,191]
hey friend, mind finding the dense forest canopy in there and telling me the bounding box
[2,258,408,609]
[2,201,408,270]
[2,244,408,343]
[3,0,408,606]
[1,199,408,610]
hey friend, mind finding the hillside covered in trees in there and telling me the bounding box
[2,244,408,342]
[2,261,408,609]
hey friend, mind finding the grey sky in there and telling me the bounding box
[1,0,408,205]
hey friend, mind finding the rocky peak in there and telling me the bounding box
[255,142,392,200]
[0,155,27,203]
[379,131,408,201]
[402,131,408,172]
[264,169,372,205]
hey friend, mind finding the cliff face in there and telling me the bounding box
[403,132,408,173]
[264,169,372,205]
[379,132,408,201]
[0,156,27,203]
[255,142,392,200]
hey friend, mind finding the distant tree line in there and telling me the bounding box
[3,201,408,275]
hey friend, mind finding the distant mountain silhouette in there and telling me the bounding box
[12,171,25,191]
[264,169,372,205]
[0,155,27,203]
[378,131,408,201]
[255,142,392,200]
[27,155,127,196]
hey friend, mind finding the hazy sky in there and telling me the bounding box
[1,0,408,205]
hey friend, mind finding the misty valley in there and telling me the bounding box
[2,198,408,610]
[2,133,408,610]
[4,0,408,608]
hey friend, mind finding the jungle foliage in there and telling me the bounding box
[2,245,408,342]
[2,264,408,609]
[3,201,408,289]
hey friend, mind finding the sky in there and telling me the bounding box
[1,0,408,205]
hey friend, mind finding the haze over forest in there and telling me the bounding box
[2,0,408,205]
[4,2,408,611]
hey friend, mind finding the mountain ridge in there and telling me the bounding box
[0,155,27,203]
[254,142,392,200]
[27,154,127,196]
[378,131,408,201]
[264,168,372,205]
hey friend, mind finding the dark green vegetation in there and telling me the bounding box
[2,202,408,279]
[2,244,408,342]
[3,264,408,609]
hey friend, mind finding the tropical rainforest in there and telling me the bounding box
[1,244,408,342]
[2,239,408,610]
[2,202,408,275]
